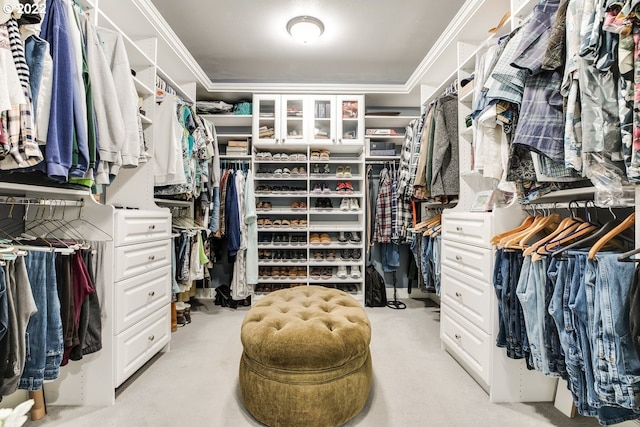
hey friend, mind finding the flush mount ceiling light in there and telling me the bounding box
[286,16,324,44]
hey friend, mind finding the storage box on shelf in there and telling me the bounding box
[364,106,419,160]
[202,113,253,159]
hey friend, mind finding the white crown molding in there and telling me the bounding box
[135,0,211,87]
[207,82,412,95]
[404,0,485,91]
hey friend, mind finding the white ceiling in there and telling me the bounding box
[150,0,467,98]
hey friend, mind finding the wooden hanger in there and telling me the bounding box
[588,213,635,259]
[490,215,534,245]
[524,215,578,257]
[499,213,560,249]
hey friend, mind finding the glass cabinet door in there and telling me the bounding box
[336,95,364,145]
[281,95,307,144]
[309,95,336,145]
[252,94,280,144]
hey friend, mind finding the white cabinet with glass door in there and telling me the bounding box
[308,95,337,145]
[281,95,308,144]
[253,94,281,144]
[336,95,364,145]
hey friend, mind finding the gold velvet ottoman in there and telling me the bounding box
[239,285,372,427]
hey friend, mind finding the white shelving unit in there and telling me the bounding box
[252,95,366,304]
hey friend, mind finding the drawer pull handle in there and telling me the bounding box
[148,255,156,261]
[455,292,462,298]
[148,225,156,230]
[455,255,462,261]
[454,334,461,340]
[148,291,155,297]
[456,226,463,232]
[148,335,155,341]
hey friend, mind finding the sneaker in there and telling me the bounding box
[336,265,348,279]
[340,198,350,211]
[322,183,331,193]
[350,232,361,243]
[350,266,361,279]
[313,183,322,193]
[349,198,359,211]
[353,249,362,260]
[338,231,347,243]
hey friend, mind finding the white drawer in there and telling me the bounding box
[441,240,493,283]
[441,303,491,386]
[115,307,170,387]
[114,210,171,246]
[114,240,171,282]
[441,265,493,334]
[115,265,172,334]
[442,213,493,248]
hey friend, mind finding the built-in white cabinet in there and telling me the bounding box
[253,94,365,146]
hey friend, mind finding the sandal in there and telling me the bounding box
[310,150,320,161]
[291,201,300,209]
[290,219,299,227]
[336,166,344,177]
[298,167,306,175]
[313,164,320,174]
[281,219,290,228]
[282,168,291,176]
[344,166,352,177]
[274,169,283,176]
[272,219,281,228]
[290,167,299,175]
[279,153,289,161]
[298,153,307,161]
[320,233,331,244]
[320,150,330,160]
[299,201,307,209]
[298,219,307,227]
[310,233,321,244]
[323,164,331,174]
[257,218,265,227]
[289,154,299,161]
[273,153,282,160]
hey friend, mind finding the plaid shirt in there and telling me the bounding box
[485,28,528,107]
[0,19,43,170]
[373,167,392,244]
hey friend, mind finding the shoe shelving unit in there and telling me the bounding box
[253,145,366,303]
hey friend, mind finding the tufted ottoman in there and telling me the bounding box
[239,285,372,427]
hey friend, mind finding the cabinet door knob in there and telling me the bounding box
[148,255,155,261]
[455,255,462,261]
[456,226,463,232]
[455,292,462,298]
[148,335,155,341]
[454,334,461,340]
[148,291,155,297]
[148,224,156,230]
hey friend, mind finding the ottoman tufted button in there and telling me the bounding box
[240,285,372,427]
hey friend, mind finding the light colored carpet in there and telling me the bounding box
[29,297,601,427]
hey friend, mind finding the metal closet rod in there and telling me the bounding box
[521,201,632,210]
[0,196,84,207]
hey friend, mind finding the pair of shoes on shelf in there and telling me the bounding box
[312,183,331,193]
[339,198,360,211]
[335,166,353,178]
[315,198,333,209]
[336,182,355,192]
[338,231,361,243]
[336,266,361,279]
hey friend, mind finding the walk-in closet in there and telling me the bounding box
[1,0,639,426]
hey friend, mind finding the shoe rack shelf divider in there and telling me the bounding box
[252,94,366,304]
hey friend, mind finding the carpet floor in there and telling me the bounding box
[29,297,602,427]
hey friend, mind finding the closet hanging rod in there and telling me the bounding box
[0,197,84,207]
[521,201,631,210]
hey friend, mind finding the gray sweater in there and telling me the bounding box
[430,94,459,197]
